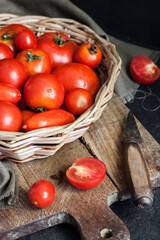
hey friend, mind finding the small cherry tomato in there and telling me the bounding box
[0,24,30,54]
[66,157,107,189]
[130,55,160,84]
[65,88,93,117]
[0,102,22,132]
[16,48,52,76]
[23,73,65,110]
[28,180,55,208]
[15,29,37,51]
[52,63,100,97]
[75,43,102,68]
[0,82,21,103]
[0,58,28,90]
[0,43,14,59]
[22,109,75,131]
[38,32,78,69]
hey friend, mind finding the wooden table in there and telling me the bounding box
[0,94,160,240]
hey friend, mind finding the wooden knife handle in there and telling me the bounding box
[123,143,154,208]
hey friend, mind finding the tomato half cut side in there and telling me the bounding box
[66,157,107,189]
[130,55,160,84]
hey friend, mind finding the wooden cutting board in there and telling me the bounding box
[0,94,160,240]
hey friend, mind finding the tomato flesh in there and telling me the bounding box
[29,180,55,208]
[66,157,107,189]
[130,55,160,84]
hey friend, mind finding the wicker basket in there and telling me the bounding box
[0,14,121,163]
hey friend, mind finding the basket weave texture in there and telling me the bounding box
[0,14,121,162]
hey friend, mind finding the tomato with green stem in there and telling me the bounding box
[16,48,52,76]
[38,32,78,69]
[0,24,31,54]
[75,42,102,68]
[66,157,107,189]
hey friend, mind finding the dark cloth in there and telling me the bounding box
[0,159,19,209]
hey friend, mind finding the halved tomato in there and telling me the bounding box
[130,55,160,84]
[66,157,107,189]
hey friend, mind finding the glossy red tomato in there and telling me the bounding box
[66,157,107,189]
[130,56,160,84]
[0,24,30,53]
[23,73,65,110]
[29,180,55,208]
[0,102,22,132]
[0,43,14,59]
[21,110,36,127]
[0,58,28,90]
[75,43,102,68]
[15,29,37,51]
[22,109,75,131]
[16,48,52,76]
[37,32,78,69]
[52,63,100,97]
[65,88,93,117]
[0,82,21,103]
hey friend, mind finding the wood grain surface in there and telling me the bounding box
[0,94,159,240]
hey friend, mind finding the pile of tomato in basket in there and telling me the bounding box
[0,24,103,132]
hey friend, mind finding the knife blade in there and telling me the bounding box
[122,111,154,208]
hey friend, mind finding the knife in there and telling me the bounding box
[122,111,154,208]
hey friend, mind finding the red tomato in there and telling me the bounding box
[66,157,106,189]
[0,28,15,52]
[16,48,52,76]
[29,180,55,208]
[130,56,160,84]
[37,32,78,69]
[2,24,29,34]
[15,29,37,51]
[52,63,100,97]
[65,88,93,117]
[75,43,102,68]
[0,43,14,59]
[23,73,65,110]
[0,58,28,90]
[22,109,75,131]
[0,24,30,53]
[0,102,22,132]
[0,82,21,103]
[21,110,36,127]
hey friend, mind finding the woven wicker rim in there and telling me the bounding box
[0,14,121,162]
